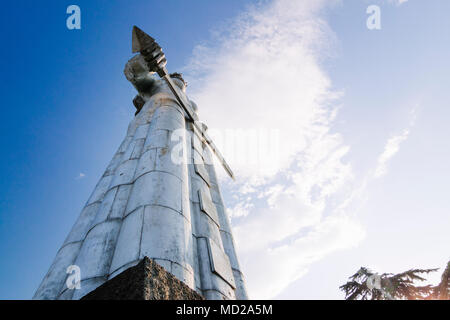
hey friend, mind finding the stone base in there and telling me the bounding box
[81,257,204,300]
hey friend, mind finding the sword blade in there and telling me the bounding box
[192,123,235,181]
[161,71,235,180]
[131,26,235,180]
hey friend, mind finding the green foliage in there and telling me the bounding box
[434,261,450,300]
[340,266,439,300]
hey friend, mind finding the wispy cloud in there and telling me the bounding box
[374,107,417,179]
[75,172,86,180]
[185,0,367,299]
[374,130,410,178]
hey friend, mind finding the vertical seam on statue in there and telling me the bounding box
[106,177,134,279]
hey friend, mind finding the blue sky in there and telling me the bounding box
[0,0,449,299]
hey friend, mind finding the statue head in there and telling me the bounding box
[170,73,187,93]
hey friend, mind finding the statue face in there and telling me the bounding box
[171,77,187,93]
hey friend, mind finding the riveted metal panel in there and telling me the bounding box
[198,189,219,227]
[194,163,210,186]
[206,238,236,289]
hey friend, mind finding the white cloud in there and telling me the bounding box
[374,107,416,179]
[228,200,253,219]
[374,130,409,178]
[185,0,367,299]
[186,0,341,180]
[238,215,365,298]
[75,172,86,180]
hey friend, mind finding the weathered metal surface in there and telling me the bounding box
[206,238,236,289]
[198,189,220,226]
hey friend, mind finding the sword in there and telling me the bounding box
[131,26,235,180]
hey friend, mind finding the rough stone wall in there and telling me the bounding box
[81,257,204,300]
[33,69,247,300]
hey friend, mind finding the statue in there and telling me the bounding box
[33,26,247,300]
